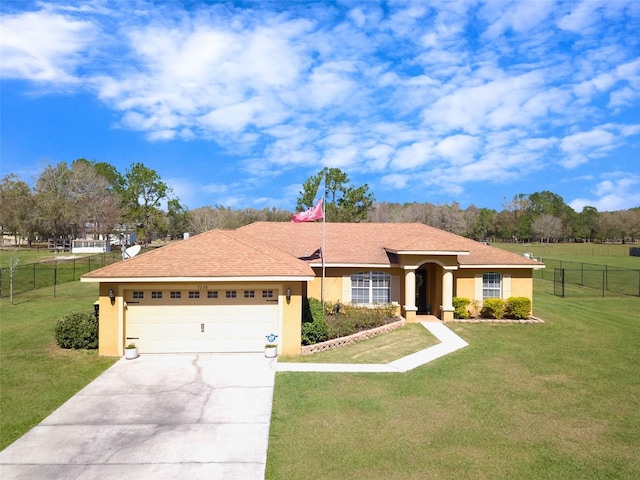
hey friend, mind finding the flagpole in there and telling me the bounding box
[321,172,326,309]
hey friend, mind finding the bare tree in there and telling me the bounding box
[189,206,229,233]
[9,256,20,305]
[34,160,122,240]
[0,174,35,245]
[532,214,562,243]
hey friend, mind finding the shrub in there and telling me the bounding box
[469,299,481,318]
[506,297,532,319]
[481,298,506,319]
[452,297,471,319]
[55,311,98,349]
[325,302,397,340]
[302,297,324,324]
[301,297,328,345]
[301,320,329,345]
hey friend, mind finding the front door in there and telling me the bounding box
[416,268,430,314]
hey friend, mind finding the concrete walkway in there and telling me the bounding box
[274,321,468,373]
[0,353,275,480]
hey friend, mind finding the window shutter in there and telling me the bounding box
[391,275,400,303]
[474,274,483,301]
[342,276,351,303]
[502,274,511,299]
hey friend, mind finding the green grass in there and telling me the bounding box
[494,242,640,297]
[266,280,640,479]
[0,251,120,298]
[0,281,117,450]
[495,241,640,269]
[279,323,440,364]
[0,248,68,268]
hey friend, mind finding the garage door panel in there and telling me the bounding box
[125,302,279,353]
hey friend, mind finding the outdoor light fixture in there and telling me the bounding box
[286,288,291,302]
[108,289,115,304]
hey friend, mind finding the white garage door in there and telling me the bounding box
[125,288,279,353]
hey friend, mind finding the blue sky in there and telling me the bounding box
[1,0,639,213]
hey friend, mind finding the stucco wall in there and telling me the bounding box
[280,281,302,356]
[98,283,120,356]
[307,266,405,304]
[455,268,534,312]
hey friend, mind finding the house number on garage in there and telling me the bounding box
[197,285,208,290]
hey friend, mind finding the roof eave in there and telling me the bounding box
[385,248,470,256]
[308,263,393,268]
[81,275,316,283]
[458,264,545,269]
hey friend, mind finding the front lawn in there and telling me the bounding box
[279,323,440,364]
[0,282,117,450]
[266,280,640,479]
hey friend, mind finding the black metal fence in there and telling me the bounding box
[0,253,121,299]
[540,259,640,297]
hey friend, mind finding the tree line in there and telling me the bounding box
[1,162,638,246]
[0,159,188,246]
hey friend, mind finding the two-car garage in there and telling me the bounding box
[123,286,280,353]
[82,227,316,357]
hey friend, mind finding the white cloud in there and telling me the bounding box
[381,173,411,190]
[2,1,640,210]
[391,141,436,170]
[363,144,394,171]
[422,70,548,134]
[569,174,640,212]
[559,127,621,168]
[480,0,555,38]
[434,135,481,165]
[0,10,95,82]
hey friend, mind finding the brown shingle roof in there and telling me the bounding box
[82,229,315,280]
[82,222,541,281]
[239,222,541,267]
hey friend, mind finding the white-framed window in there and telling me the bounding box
[151,291,162,299]
[132,291,144,299]
[226,290,237,299]
[262,290,274,298]
[170,291,181,299]
[207,291,218,299]
[244,290,255,298]
[351,271,391,305]
[188,291,200,299]
[483,272,502,299]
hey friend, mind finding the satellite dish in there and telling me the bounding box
[123,245,141,260]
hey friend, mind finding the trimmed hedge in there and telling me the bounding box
[324,301,397,340]
[301,298,398,345]
[506,297,532,319]
[301,297,328,345]
[453,297,471,319]
[481,298,506,319]
[54,311,98,349]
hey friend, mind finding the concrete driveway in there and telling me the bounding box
[0,353,276,480]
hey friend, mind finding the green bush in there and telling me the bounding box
[452,297,471,319]
[303,297,324,324]
[55,311,98,349]
[301,297,328,345]
[506,297,532,319]
[301,299,399,344]
[481,298,506,319]
[325,302,397,340]
[301,320,329,345]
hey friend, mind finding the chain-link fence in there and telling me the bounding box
[0,253,121,299]
[538,259,640,297]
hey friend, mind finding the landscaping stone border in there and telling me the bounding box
[450,316,545,324]
[301,318,407,355]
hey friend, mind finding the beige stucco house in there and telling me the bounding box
[82,222,543,357]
